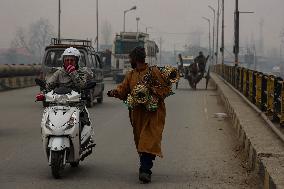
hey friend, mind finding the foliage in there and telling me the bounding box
[11,18,55,63]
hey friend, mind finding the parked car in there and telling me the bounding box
[39,38,104,107]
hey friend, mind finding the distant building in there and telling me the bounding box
[99,44,112,51]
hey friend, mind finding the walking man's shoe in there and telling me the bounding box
[139,171,151,184]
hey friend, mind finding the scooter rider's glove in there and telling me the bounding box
[36,93,45,101]
[66,65,76,74]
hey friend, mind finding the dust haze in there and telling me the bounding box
[0,0,283,54]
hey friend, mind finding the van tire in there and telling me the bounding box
[86,92,94,108]
[97,93,103,104]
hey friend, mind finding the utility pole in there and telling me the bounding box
[96,0,99,51]
[221,0,224,66]
[58,0,61,40]
[234,0,239,67]
[216,0,220,64]
[234,0,254,67]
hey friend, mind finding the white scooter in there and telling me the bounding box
[35,79,96,179]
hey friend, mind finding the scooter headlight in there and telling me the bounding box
[65,112,77,130]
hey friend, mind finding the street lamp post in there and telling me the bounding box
[202,17,211,62]
[58,0,61,40]
[208,5,216,64]
[216,0,220,65]
[136,17,140,32]
[123,6,137,32]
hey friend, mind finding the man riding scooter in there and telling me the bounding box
[35,47,96,178]
[36,47,94,133]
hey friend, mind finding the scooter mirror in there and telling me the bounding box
[35,78,46,88]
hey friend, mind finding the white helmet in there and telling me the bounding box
[62,47,80,58]
[62,47,81,68]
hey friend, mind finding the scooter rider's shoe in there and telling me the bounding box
[88,137,96,148]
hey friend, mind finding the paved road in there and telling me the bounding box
[0,78,261,188]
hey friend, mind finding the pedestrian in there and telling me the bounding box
[107,46,172,183]
[194,51,206,73]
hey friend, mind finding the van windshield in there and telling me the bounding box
[183,59,193,64]
[44,49,87,68]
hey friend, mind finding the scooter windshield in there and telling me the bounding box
[53,86,72,95]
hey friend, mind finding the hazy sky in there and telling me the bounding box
[0,0,283,52]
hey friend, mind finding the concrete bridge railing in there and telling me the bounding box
[0,64,41,91]
[0,64,115,91]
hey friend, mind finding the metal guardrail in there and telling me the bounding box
[213,64,284,143]
[213,64,284,126]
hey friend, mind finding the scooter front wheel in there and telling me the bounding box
[50,151,64,179]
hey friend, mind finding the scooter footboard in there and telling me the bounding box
[48,137,70,151]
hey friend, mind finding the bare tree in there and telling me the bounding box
[101,20,112,45]
[11,18,55,63]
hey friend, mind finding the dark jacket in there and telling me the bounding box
[194,55,206,73]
